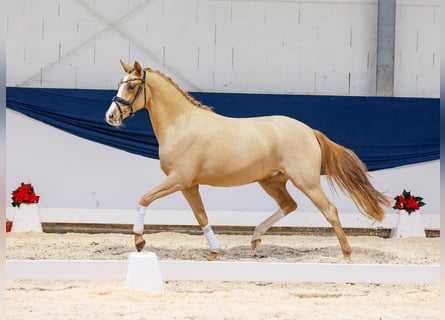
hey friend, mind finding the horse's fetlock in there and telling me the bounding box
[343,247,352,260]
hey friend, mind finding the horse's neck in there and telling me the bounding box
[145,71,194,145]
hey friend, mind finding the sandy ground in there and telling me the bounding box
[6,232,440,264]
[6,232,440,320]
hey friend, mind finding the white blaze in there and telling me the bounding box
[106,75,129,120]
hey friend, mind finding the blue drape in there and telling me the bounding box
[6,87,439,171]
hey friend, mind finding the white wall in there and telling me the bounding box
[6,0,440,97]
[394,0,440,97]
[6,109,440,215]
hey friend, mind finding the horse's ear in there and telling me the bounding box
[120,60,133,73]
[134,61,142,75]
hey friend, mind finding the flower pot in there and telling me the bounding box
[390,210,426,238]
[11,203,42,232]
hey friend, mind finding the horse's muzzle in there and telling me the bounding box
[106,115,121,127]
[105,104,122,127]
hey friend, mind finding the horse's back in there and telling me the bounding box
[227,114,320,159]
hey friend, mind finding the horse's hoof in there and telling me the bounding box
[135,239,146,252]
[134,234,146,252]
[208,252,218,261]
[251,239,261,250]
[134,233,145,252]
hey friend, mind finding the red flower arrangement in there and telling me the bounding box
[393,190,425,214]
[11,182,40,208]
[6,219,13,232]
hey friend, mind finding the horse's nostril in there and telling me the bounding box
[109,114,114,119]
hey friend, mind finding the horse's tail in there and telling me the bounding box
[313,130,390,222]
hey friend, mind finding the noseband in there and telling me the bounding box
[112,70,147,118]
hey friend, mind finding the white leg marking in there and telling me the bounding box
[202,224,220,252]
[252,209,286,241]
[133,205,147,234]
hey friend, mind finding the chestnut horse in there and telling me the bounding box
[106,60,390,260]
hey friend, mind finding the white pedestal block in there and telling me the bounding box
[12,203,42,232]
[125,252,164,294]
[390,211,426,238]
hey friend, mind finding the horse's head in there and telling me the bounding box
[105,60,151,127]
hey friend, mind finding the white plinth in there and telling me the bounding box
[390,211,426,238]
[125,252,164,294]
[12,203,42,232]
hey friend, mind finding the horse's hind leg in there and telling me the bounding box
[293,181,352,259]
[182,185,220,260]
[252,175,297,250]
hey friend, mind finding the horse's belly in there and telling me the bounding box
[195,157,280,187]
[197,172,272,187]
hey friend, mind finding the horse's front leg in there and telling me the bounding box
[134,172,183,252]
[182,185,220,260]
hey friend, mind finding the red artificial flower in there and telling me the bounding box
[405,195,420,211]
[396,195,406,209]
[11,182,40,208]
[392,189,425,214]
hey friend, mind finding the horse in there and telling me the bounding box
[105,60,390,260]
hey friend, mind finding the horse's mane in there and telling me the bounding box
[146,68,213,112]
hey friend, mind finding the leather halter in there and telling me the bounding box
[111,70,146,118]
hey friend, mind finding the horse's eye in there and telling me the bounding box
[128,84,135,91]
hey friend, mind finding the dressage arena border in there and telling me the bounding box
[6,209,439,285]
[6,259,439,284]
[6,208,440,232]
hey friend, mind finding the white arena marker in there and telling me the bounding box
[125,252,164,294]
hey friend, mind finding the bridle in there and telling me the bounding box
[111,70,147,118]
